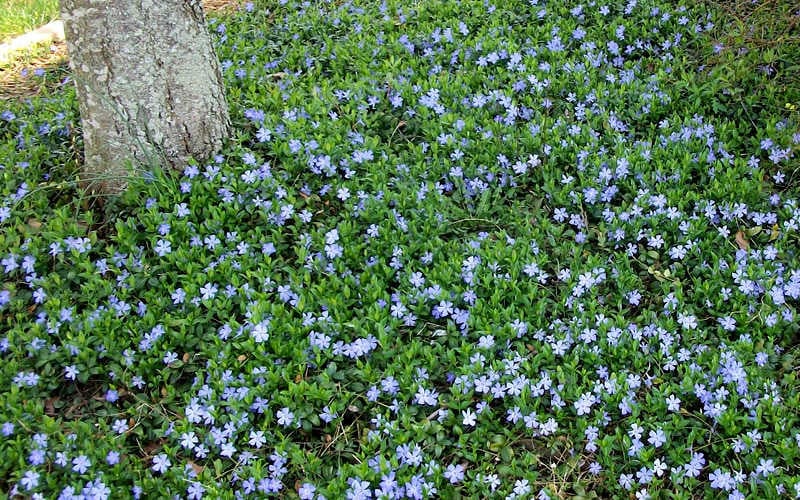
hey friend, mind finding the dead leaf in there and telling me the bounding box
[770,224,780,241]
[44,397,58,416]
[143,439,166,457]
[735,230,749,250]
[187,460,204,476]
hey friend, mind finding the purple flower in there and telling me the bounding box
[20,470,39,491]
[106,389,119,402]
[187,482,206,500]
[106,451,121,465]
[152,453,171,474]
[1,422,14,436]
[709,469,734,491]
[154,239,172,256]
[684,452,704,477]
[276,407,294,427]
[72,454,91,474]
[28,449,46,465]
[413,386,439,406]
[444,463,465,484]
[298,483,316,499]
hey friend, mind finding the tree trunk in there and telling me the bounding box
[60,0,231,194]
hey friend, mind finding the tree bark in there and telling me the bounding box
[60,0,231,194]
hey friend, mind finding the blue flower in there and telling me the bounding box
[187,482,206,500]
[276,407,295,427]
[72,455,91,474]
[20,470,39,491]
[444,463,465,484]
[106,451,121,465]
[298,483,316,499]
[151,454,171,474]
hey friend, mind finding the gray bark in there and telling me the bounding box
[60,0,231,194]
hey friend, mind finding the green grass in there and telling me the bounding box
[0,0,59,43]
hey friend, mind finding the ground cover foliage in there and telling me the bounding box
[1,0,800,498]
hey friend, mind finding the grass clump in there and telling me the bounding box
[0,0,59,42]
[1,0,799,498]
